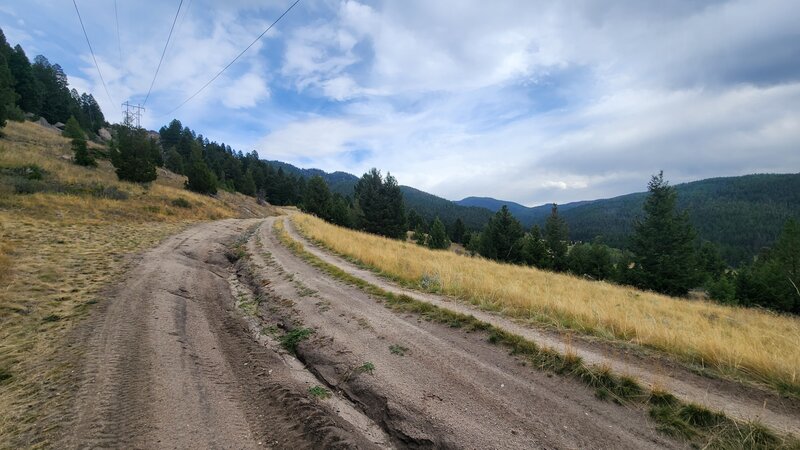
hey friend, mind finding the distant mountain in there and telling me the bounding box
[462,173,800,265]
[457,197,592,224]
[268,161,493,230]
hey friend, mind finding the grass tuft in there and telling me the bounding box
[308,385,331,400]
[278,327,314,354]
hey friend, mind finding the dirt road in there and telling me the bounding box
[280,217,800,437]
[246,217,680,449]
[61,219,380,449]
[57,214,797,448]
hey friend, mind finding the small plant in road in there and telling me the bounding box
[389,344,409,356]
[308,385,331,400]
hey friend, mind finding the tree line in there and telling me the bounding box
[457,172,798,314]
[0,28,106,135]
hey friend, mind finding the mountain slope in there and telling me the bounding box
[462,173,800,265]
[268,161,493,229]
[458,196,592,224]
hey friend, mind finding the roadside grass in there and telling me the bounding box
[290,213,800,396]
[0,121,273,446]
[308,385,331,400]
[273,218,798,449]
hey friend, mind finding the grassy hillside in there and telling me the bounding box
[292,212,800,395]
[0,121,274,444]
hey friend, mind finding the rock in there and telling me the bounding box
[98,128,112,141]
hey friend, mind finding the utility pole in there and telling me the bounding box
[121,101,145,128]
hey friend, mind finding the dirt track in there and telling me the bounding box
[61,219,380,449]
[246,217,679,449]
[58,215,798,448]
[279,216,800,436]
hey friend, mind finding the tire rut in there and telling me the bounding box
[248,217,681,449]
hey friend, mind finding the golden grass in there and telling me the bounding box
[292,212,800,393]
[0,120,274,446]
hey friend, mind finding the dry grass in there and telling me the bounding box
[0,121,274,446]
[291,212,800,394]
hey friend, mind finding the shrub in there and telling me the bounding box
[72,138,96,167]
[171,197,192,208]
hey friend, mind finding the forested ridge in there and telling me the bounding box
[459,174,800,265]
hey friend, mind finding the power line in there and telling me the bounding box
[72,0,116,107]
[163,0,301,117]
[142,0,184,106]
[114,0,122,65]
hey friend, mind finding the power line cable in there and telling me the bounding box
[72,0,116,107]
[142,0,184,106]
[114,0,122,65]
[163,0,301,117]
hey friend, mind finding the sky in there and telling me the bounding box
[2,0,799,206]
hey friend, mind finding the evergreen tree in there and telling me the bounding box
[407,209,425,231]
[0,53,17,129]
[304,175,332,219]
[8,45,39,113]
[630,171,696,296]
[185,147,217,195]
[544,204,569,271]
[412,225,427,246]
[328,194,353,228]
[63,115,85,140]
[521,225,548,268]
[450,218,466,244]
[567,240,613,280]
[239,168,256,197]
[72,137,95,167]
[479,205,524,262]
[428,217,450,250]
[110,126,157,183]
[354,168,406,239]
[735,219,800,313]
[164,148,184,174]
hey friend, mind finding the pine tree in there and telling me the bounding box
[0,53,17,129]
[354,168,406,239]
[544,204,569,271]
[63,115,85,140]
[8,45,39,113]
[185,147,217,194]
[165,148,184,174]
[110,126,157,183]
[450,218,466,244]
[304,175,331,219]
[522,225,548,268]
[72,137,95,167]
[479,205,524,262]
[630,171,696,296]
[428,217,450,250]
[412,225,427,246]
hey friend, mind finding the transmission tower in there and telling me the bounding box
[121,101,145,128]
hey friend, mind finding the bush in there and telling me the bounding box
[72,138,96,167]
[171,197,192,208]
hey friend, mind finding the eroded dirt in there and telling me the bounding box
[59,219,380,449]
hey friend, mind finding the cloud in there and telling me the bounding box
[6,0,799,206]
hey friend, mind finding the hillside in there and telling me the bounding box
[460,174,800,264]
[0,120,274,444]
[269,160,494,229]
[457,196,591,224]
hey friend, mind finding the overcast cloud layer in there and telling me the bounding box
[2,0,798,205]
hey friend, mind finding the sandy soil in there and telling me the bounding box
[281,216,800,437]
[59,219,379,449]
[55,214,797,449]
[248,217,682,449]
